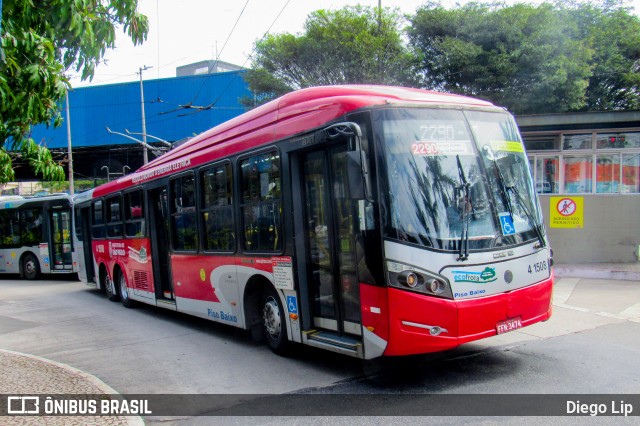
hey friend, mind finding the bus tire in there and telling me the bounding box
[22,254,40,280]
[103,271,119,302]
[262,287,290,355]
[117,270,135,308]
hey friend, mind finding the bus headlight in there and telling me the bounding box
[398,271,420,288]
[427,278,446,294]
[387,261,453,299]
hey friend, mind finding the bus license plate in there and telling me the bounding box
[496,317,522,334]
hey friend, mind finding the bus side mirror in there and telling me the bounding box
[321,122,373,202]
[346,150,372,201]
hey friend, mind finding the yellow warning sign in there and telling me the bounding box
[550,196,583,228]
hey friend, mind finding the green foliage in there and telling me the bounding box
[0,0,148,183]
[243,6,418,107]
[408,2,592,114]
[568,0,640,110]
[408,0,640,114]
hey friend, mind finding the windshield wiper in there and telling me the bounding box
[483,145,545,248]
[456,155,471,261]
[507,184,546,248]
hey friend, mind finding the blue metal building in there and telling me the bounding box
[26,70,250,181]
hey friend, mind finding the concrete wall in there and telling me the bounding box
[539,195,640,264]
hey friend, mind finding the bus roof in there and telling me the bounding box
[0,193,72,209]
[93,85,496,197]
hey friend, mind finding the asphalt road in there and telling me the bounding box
[1,274,639,424]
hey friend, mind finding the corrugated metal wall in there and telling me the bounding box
[30,70,250,149]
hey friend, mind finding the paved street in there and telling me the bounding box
[0,270,639,424]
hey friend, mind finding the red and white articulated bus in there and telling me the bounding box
[74,85,553,359]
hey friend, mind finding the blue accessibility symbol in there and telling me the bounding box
[286,296,298,314]
[499,212,515,236]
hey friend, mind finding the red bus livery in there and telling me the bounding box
[75,85,553,359]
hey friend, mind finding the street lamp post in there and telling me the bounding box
[65,90,74,195]
[139,66,153,164]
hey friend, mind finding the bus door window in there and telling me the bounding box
[330,148,361,328]
[50,208,73,269]
[302,144,361,335]
[91,200,105,239]
[149,187,172,299]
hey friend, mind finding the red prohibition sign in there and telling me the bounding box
[556,198,576,216]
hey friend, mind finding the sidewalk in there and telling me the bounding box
[0,349,143,425]
[555,261,640,281]
[1,263,638,424]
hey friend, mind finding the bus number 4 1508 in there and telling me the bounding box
[528,261,547,274]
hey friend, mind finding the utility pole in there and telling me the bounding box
[139,66,153,164]
[65,91,74,195]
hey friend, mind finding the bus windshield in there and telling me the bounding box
[377,108,543,252]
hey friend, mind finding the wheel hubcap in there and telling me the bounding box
[120,276,128,300]
[263,296,281,339]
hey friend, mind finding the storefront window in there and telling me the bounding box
[535,156,559,194]
[563,134,592,150]
[524,135,560,151]
[596,154,620,193]
[597,132,640,149]
[622,153,640,194]
[563,155,593,193]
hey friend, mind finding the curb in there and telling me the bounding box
[554,265,640,282]
[1,349,144,425]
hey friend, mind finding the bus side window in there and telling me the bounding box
[239,151,282,252]
[170,173,197,251]
[106,195,123,238]
[201,163,235,252]
[20,208,43,246]
[124,189,145,237]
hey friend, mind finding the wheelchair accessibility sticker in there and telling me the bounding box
[499,212,515,236]
[286,296,298,314]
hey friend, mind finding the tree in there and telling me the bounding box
[243,6,418,107]
[567,0,640,110]
[408,2,594,114]
[0,0,148,183]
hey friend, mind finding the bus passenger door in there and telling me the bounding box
[148,187,174,301]
[296,144,362,338]
[78,206,95,282]
[50,208,73,271]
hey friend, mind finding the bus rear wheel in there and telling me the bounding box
[103,272,119,302]
[22,254,40,280]
[262,288,290,355]
[118,271,135,308]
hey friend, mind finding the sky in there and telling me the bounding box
[69,0,640,88]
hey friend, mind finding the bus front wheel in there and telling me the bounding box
[22,254,40,280]
[262,288,290,355]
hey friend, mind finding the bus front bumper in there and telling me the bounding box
[382,273,554,356]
